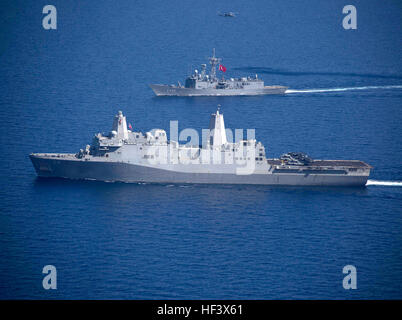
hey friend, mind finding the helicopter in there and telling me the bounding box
[218,11,238,17]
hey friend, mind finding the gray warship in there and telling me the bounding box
[150,49,287,96]
[30,109,371,186]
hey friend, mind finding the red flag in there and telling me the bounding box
[219,64,227,72]
[128,123,133,130]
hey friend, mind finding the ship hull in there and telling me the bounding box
[30,154,369,187]
[150,84,288,96]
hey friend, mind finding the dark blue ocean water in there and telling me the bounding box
[0,0,402,299]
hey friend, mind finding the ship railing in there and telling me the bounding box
[273,163,367,171]
[40,153,74,159]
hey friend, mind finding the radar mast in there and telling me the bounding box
[209,48,221,81]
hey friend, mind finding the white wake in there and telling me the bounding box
[285,85,402,94]
[366,180,402,187]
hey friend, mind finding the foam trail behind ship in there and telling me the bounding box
[366,180,402,187]
[285,85,402,94]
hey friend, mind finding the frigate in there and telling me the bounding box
[149,49,287,96]
[30,109,371,186]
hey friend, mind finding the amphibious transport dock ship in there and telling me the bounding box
[30,109,371,186]
[150,49,287,96]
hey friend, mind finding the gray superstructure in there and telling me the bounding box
[30,109,371,186]
[150,49,287,96]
